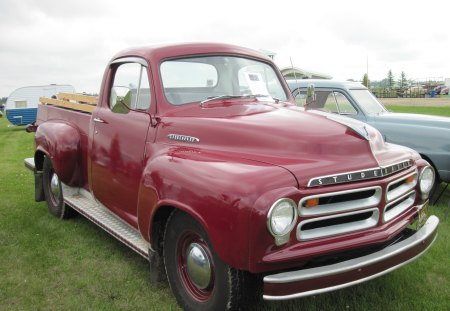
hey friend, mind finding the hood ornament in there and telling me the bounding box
[326,114,371,140]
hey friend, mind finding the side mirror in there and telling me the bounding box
[305,84,316,109]
[110,86,132,114]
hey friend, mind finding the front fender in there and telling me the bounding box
[35,121,82,186]
[137,146,297,270]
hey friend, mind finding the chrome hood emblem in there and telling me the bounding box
[326,114,370,140]
[168,134,200,143]
[308,160,412,187]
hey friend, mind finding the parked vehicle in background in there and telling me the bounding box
[25,44,438,311]
[433,85,447,95]
[404,86,427,97]
[5,84,75,126]
[440,86,449,95]
[288,79,450,185]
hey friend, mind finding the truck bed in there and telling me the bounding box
[36,94,93,190]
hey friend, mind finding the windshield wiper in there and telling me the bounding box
[200,95,246,106]
[200,94,274,106]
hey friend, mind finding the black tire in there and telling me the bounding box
[163,210,255,311]
[42,156,75,219]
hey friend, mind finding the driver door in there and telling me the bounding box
[91,59,152,227]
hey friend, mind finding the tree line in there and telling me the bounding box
[362,71,444,98]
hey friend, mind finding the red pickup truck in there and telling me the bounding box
[25,43,439,310]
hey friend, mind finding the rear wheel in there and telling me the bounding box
[163,210,254,311]
[42,156,75,219]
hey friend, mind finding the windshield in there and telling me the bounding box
[160,56,288,105]
[349,89,387,114]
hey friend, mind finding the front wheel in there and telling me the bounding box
[42,156,75,219]
[163,210,255,311]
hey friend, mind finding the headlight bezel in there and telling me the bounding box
[419,165,435,198]
[266,198,298,239]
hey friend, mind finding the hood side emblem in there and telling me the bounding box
[168,134,200,143]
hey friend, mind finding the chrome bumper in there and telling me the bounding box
[263,215,439,300]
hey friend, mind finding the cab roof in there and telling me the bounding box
[111,42,272,63]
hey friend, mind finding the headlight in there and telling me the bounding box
[419,166,435,198]
[267,198,297,238]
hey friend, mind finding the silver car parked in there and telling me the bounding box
[288,79,450,185]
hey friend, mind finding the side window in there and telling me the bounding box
[294,90,307,106]
[334,92,356,115]
[110,62,151,112]
[323,92,339,113]
[295,90,338,113]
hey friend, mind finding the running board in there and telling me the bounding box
[62,185,150,260]
[24,157,150,260]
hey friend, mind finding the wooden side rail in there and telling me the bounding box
[58,92,98,105]
[39,93,98,113]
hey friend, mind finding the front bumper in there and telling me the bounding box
[263,215,439,300]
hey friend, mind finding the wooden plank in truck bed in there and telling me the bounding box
[58,92,98,105]
[39,92,98,113]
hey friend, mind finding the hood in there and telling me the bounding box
[375,112,450,129]
[159,101,416,188]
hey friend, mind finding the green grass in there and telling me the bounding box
[385,105,450,117]
[0,113,449,311]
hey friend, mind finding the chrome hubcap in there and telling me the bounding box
[186,242,212,290]
[50,173,61,199]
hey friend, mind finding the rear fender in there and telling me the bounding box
[35,121,82,186]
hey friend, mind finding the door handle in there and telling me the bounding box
[93,117,106,123]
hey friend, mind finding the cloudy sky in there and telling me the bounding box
[1,0,449,96]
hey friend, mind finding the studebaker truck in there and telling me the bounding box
[25,43,439,311]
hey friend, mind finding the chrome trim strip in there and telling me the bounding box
[308,160,412,187]
[298,186,381,217]
[263,215,439,300]
[384,191,416,223]
[297,208,379,241]
[386,171,417,202]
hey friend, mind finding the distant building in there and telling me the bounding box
[259,49,277,60]
[280,67,332,80]
[258,48,331,79]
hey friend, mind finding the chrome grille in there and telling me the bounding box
[298,186,381,217]
[296,208,379,241]
[386,171,417,202]
[296,170,417,241]
[384,191,416,222]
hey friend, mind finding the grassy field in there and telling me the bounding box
[0,109,449,311]
[385,105,450,117]
[381,97,450,117]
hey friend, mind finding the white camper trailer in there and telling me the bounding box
[6,84,75,126]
